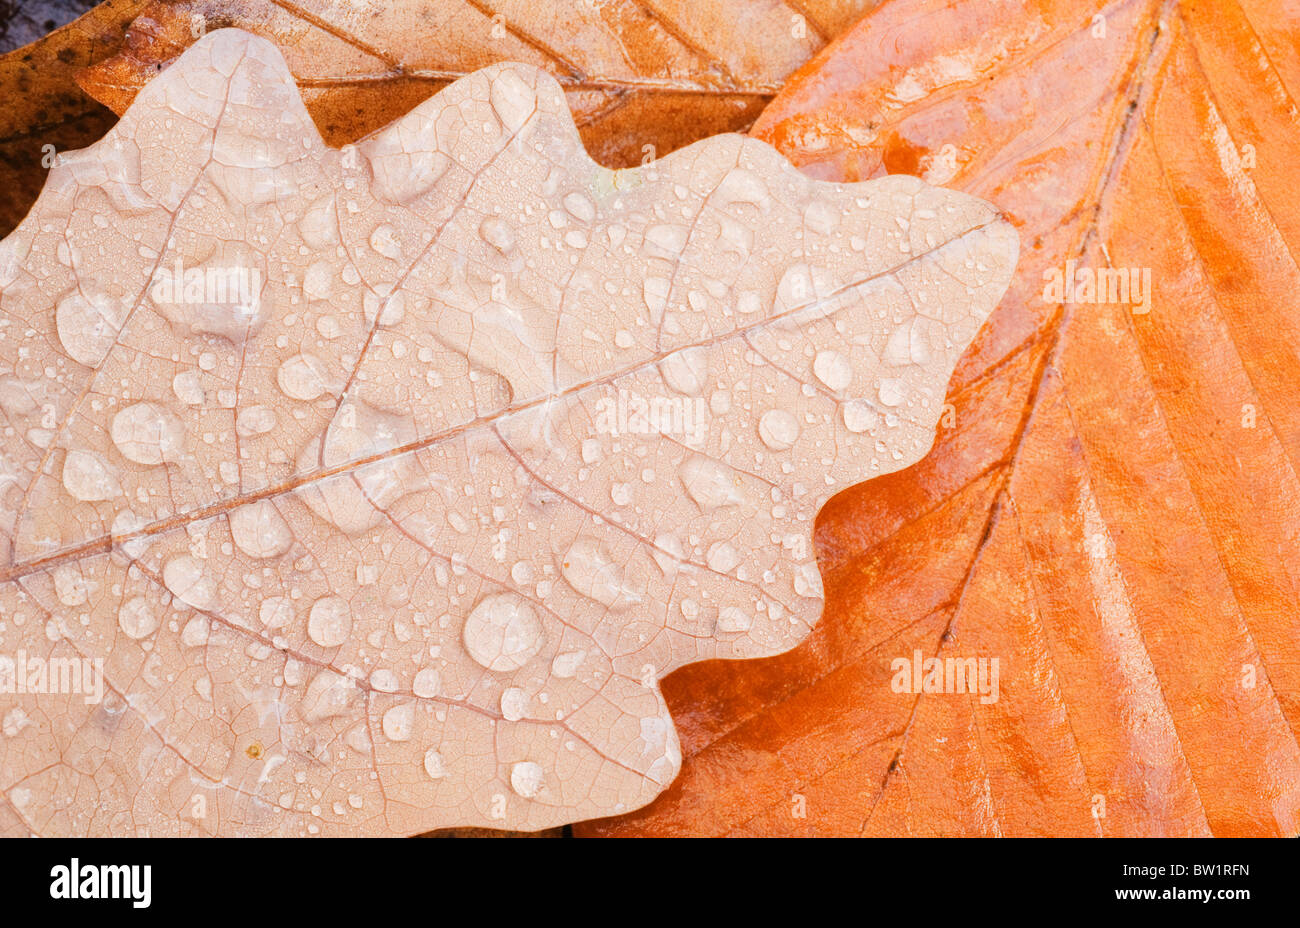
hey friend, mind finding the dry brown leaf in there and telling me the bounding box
[580,0,1300,837]
[0,0,149,236]
[75,0,877,171]
[0,29,1015,835]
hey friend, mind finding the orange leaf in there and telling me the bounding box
[579,0,1300,837]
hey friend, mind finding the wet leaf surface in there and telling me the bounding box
[0,29,1014,835]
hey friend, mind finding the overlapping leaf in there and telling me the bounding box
[581,0,1300,837]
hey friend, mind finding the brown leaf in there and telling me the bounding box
[0,0,148,236]
[0,30,1014,835]
[75,0,877,170]
[577,0,1300,837]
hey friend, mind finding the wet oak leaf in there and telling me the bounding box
[579,0,1300,837]
[0,29,1015,835]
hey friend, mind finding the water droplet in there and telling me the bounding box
[62,449,120,501]
[716,168,771,212]
[842,400,878,434]
[52,565,89,606]
[300,194,339,249]
[423,749,447,779]
[659,346,709,396]
[235,405,277,437]
[277,354,330,401]
[500,687,528,721]
[560,537,641,609]
[118,596,159,639]
[302,670,360,722]
[813,350,853,392]
[111,402,185,465]
[706,541,740,573]
[308,595,352,648]
[172,371,204,405]
[228,499,292,559]
[412,667,441,698]
[551,650,585,678]
[56,290,123,367]
[463,593,544,672]
[302,260,334,300]
[793,562,824,599]
[491,68,537,134]
[716,606,753,633]
[382,704,414,741]
[368,223,402,260]
[877,378,906,407]
[758,409,799,451]
[562,191,595,223]
[259,596,294,629]
[480,216,516,254]
[679,455,743,510]
[510,760,544,799]
[181,615,209,648]
[162,555,216,610]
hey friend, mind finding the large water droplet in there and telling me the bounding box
[842,400,878,434]
[812,350,853,392]
[162,554,216,610]
[423,749,447,779]
[716,606,753,633]
[302,670,360,722]
[560,537,641,609]
[56,290,124,367]
[491,68,538,135]
[659,346,709,396]
[62,449,120,501]
[118,595,159,639]
[758,409,799,451]
[462,593,543,672]
[678,455,743,510]
[412,667,441,698]
[510,760,544,799]
[382,704,414,741]
[111,402,185,465]
[308,595,352,648]
[228,499,292,559]
[480,217,516,254]
[277,354,330,401]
